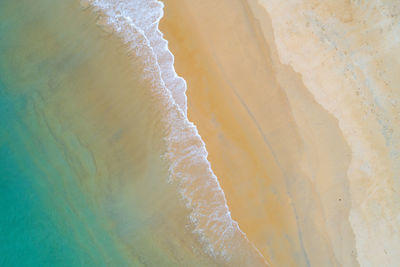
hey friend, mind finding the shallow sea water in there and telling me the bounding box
[0,1,195,266]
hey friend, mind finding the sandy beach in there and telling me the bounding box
[2,0,399,265]
[161,0,400,266]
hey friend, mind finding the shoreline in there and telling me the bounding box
[88,0,268,265]
[2,0,398,265]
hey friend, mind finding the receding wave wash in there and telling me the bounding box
[0,0,266,266]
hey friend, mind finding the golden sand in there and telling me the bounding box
[160,0,362,266]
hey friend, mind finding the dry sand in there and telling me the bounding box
[159,0,397,266]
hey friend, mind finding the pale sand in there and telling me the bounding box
[258,1,400,266]
[160,0,360,266]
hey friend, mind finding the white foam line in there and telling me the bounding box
[85,0,268,263]
[88,0,187,114]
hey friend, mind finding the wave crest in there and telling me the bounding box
[84,0,267,263]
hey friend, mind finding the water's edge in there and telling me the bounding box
[84,0,268,263]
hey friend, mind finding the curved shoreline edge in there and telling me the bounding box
[84,0,269,265]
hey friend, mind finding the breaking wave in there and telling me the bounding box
[84,0,266,262]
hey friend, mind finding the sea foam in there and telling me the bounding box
[84,0,267,263]
[87,0,187,113]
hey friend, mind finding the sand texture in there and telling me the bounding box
[1,0,399,265]
[160,0,400,266]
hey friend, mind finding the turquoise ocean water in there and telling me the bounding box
[0,1,133,265]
